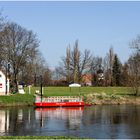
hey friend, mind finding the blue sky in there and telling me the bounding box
[0,1,140,69]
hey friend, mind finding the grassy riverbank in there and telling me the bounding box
[0,87,139,106]
[0,94,34,106]
[25,86,132,96]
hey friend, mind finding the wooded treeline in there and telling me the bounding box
[54,39,140,95]
[0,14,51,93]
[0,13,139,95]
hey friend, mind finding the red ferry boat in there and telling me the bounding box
[35,95,85,107]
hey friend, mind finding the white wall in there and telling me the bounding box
[0,71,9,95]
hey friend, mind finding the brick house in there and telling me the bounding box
[82,74,92,86]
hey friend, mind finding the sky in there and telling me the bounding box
[0,1,140,69]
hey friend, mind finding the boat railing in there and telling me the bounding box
[35,95,83,102]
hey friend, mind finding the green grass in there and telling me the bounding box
[0,94,34,106]
[24,86,132,96]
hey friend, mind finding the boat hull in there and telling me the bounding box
[35,101,85,107]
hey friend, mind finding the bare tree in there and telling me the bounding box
[66,45,71,82]
[43,67,52,86]
[19,51,49,86]
[0,22,40,92]
[90,56,103,86]
[103,47,114,86]
[79,49,92,81]
[128,35,140,95]
[60,45,73,83]
[131,35,140,52]
[0,11,7,68]
[127,53,140,95]
[121,63,129,86]
[72,40,80,83]
[103,55,110,86]
[57,40,91,84]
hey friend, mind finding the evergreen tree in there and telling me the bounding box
[112,54,121,86]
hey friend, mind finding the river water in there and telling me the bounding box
[0,105,140,139]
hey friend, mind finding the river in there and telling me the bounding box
[0,105,140,139]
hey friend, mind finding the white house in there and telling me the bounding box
[0,70,9,95]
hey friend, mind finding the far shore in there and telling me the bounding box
[0,94,140,107]
[86,96,140,105]
[0,87,140,107]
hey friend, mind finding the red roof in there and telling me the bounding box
[82,74,92,83]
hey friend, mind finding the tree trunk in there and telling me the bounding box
[14,72,18,93]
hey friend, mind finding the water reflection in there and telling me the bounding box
[0,105,140,138]
[0,107,36,136]
[82,105,140,139]
[35,107,84,129]
[0,110,9,134]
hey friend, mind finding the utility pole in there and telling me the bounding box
[5,63,10,95]
[5,64,7,95]
[40,75,43,102]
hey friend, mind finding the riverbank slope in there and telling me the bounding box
[0,87,139,107]
[84,93,140,105]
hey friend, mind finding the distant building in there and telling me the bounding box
[82,74,92,86]
[97,69,104,80]
[97,68,105,86]
[0,70,10,95]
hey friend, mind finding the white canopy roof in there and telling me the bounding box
[69,83,81,87]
